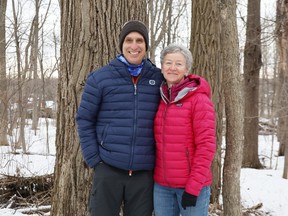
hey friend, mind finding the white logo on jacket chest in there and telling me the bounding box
[149,80,156,85]
[176,103,183,107]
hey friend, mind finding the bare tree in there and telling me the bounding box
[27,0,52,132]
[220,0,244,215]
[148,0,189,63]
[148,0,171,62]
[190,0,223,205]
[6,0,54,151]
[38,17,60,154]
[11,0,26,151]
[0,0,8,146]
[30,0,40,131]
[275,0,288,179]
[259,17,276,123]
[9,0,38,151]
[51,1,147,215]
[242,0,262,168]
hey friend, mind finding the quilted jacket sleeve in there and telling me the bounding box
[185,93,216,196]
[76,73,102,168]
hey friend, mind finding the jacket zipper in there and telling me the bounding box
[129,76,140,176]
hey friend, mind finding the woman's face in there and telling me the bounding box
[161,52,189,87]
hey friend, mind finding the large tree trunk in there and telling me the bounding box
[242,0,262,169]
[0,0,8,146]
[220,0,244,215]
[190,0,223,205]
[275,0,288,179]
[51,1,147,215]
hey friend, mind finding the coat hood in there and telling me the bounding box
[160,74,211,103]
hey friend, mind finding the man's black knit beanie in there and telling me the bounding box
[119,20,149,52]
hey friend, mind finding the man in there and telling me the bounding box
[76,20,163,216]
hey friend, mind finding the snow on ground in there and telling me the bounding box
[0,118,287,215]
[240,135,287,216]
[0,119,56,177]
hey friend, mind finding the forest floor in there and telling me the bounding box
[0,174,267,216]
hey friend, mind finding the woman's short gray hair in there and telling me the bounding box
[160,43,193,70]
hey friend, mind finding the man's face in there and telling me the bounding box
[122,32,146,65]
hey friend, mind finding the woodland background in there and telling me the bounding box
[0,0,287,216]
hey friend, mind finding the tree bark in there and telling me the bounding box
[190,0,223,205]
[0,0,8,146]
[242,0,263,169]
[275,0,288,179]
[220,0,244,215]
[51,1,147,215]
[31,0,40,131]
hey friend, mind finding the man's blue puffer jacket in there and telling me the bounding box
[76,57,163,171]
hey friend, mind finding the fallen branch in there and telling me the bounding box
[0,174,53,209]
[18,205,51,215]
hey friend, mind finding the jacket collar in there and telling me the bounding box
[160,75,201,103]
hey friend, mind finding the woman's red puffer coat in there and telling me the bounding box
[153,74,216,196]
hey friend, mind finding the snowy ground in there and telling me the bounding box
[0,118,287,215]
[240,135,287,215]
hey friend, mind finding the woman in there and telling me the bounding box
[153,44,216,216]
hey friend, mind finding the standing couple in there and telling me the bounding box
[76,20,216,216]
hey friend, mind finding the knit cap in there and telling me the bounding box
[119,20,149,52]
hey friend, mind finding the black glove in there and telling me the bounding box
[181,191,198,209]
